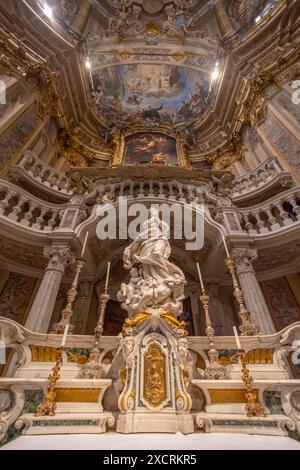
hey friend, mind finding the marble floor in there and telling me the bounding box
[2,433,300,450]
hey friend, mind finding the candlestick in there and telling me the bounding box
[81,292,110,379]
[81,232,89,258]
[51,257,86,334]
[233,326,242,350]
[35,348,62,416]
[61,323,69,348]
[199,291,227,380]
[196,262,205,292]
[104,261,111,293]
[222,235,230,257]
[225,257,260,336]
[236,351,267,418]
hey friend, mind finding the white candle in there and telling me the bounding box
[80,232,89,258]
[233,326,242,350]
[196,262,205,292]
[222,235,230,257]
[61,323,69,348]
[105,261,111,291]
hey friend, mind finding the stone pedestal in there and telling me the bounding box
[25,246,74,333]
[116,309,194,434]
[232,249,276,335]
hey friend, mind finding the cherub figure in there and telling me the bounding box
[117,267,143,310]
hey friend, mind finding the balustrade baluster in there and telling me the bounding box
[148,181,154,197]
[274,201,293,226]
[32,207,47,230]
[138,182,144,197]
[8,195,25,222]
[287,196,300,220]
[158,182,164,197]
[254,211,268,233]
[47,210,59,231]
[0,190,14,215]
[243,213,256,234]
[265,208,280,230]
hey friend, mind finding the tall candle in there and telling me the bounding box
[105,261,111,292]
[233,326,242,350]
[81,232,89,258]
[61,323,69,348]
[222,235,230,257]
[196,262,205,292]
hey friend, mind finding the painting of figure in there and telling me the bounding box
[92,64,211,128]
[227,0,269,29]
[123,132,178,165]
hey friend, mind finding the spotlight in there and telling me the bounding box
[255,15,262,23]
[42,3,53,19]
[211,69,219,81]
[86,58,91,69]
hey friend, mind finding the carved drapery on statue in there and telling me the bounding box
[117,208,186,317]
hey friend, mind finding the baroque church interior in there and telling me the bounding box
[0,0,300,450]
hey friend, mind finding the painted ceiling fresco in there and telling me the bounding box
[226,0,270,29]
[92,64,212,128]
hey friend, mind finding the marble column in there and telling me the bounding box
[208,282,232,335]
[25,246,74,333]
[232,248,276,335]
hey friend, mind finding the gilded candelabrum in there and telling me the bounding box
[236,351,267,418]
[35,348,63,416]
[81,291,110,379]
[225,257,260,336]
[52,257,86,334]
[199,291,227,380]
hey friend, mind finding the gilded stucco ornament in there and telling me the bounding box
[55,129,95,167]
[207,132,244,170]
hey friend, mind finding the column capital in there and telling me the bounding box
[43,246,75,270]
[232,248,258,273]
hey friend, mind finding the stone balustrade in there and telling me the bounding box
[232,156,292,200]
[12,153,294,209]
[239,187,300,234]
[14,151,72,196]
[96,179,211,205]
[0,181,87,232]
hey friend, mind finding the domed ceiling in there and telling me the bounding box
[85,0,223,132]
[10,0,282,167]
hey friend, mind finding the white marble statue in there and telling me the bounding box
[117,208,186,317]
